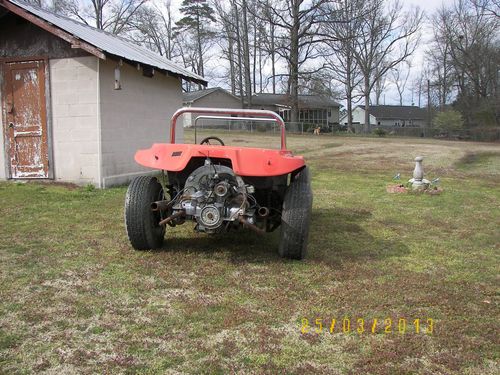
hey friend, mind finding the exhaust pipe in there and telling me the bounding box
[238,216,265,235]
[159,210,185,226]
[257,206,270,217]
[151,200,171,211]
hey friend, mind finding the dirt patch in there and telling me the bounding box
[25,180,80,190]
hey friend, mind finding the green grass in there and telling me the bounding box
[455,151,500,175]
[1,134,499,374]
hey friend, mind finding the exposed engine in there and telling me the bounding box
[170,159,258,233]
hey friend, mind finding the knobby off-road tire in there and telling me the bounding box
[279,167,313,260]
[125,176,165,250]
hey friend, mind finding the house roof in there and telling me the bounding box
[251,93,340,109]
[1,0,207,85]
[360,105,427,120]
[183,87,240,103]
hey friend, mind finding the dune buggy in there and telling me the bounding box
[125,108,313,259]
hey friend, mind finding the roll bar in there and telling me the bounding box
[170,107,287,150]
[193,115,278,144]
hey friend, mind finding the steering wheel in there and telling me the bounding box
[199,136,225,146]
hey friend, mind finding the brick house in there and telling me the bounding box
[0,0,206,187]
[250,93,341,126]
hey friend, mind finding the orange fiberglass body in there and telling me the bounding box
[135,144,305,177]
[134,107,306,176]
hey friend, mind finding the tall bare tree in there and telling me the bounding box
[261,0,279,94]
[131,2,176,59]
[240,0,253,106]
[54,0,147,34]
[426,7,455,109]
[254,0,329,123]
[471,0,500,17]
[322,0,365,131]
[352,0,423,132]
[389,61,411,105]
[373,63,388,105]
[431,0,499,126]
[213,0,238,94]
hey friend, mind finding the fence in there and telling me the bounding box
[382,127,500,142]
[190,118,500,142]
[192,119,334,135]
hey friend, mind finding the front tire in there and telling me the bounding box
[125,176,165,250]
[278,167,313,260]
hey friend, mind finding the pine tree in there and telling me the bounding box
[175,0,216,84]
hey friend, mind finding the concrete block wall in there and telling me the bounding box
[49,56,99,185]
[0,67,6,179]
[99,58,182,187]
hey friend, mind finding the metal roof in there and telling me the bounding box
[183,87,240,103]
[3,0,207,85]
[364,105,427,120]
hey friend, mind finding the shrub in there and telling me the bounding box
[373,128,387,137]
[433,110,464,131]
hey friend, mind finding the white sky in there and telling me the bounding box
[405,0,446,13]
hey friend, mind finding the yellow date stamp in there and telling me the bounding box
[301,317,434,335]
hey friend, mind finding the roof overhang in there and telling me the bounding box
[0,0,207,86]
[0,0,106,59]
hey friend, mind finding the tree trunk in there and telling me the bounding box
[166,3,172,59]
[259,42,263,93]
[346,67,354,132]
[234,3,245,108]
[242,0,252,107]
[364,76,371,133]
[270,21,276,94]
[226,22,236,95]
[252,14,257,94]
[289,0,300,124]
[196,11,204,90]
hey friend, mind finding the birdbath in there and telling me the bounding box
[408,156,430,190]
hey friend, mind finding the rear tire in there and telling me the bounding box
[125,176,165,250]
[278,167,313,260]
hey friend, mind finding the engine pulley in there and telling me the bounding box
[199,205,222,228]
[214,181,230,197]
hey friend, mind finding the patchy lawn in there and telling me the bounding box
[1,134,499,374]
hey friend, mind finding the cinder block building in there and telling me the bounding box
[182,87,242,128]
[0,0,206,187]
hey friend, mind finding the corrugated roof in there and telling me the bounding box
[4,0,206,85]
[251,93,340,108]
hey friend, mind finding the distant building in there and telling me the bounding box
[182,87,241,128]
[0,0,205,187]
[341,105,427,128]
[250,93,341,125]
